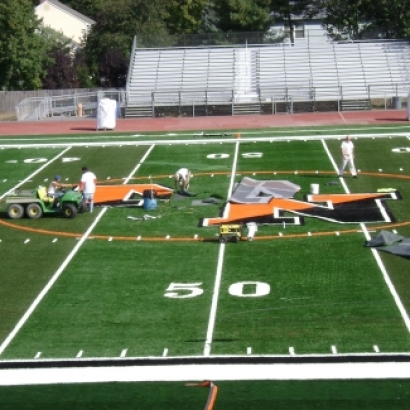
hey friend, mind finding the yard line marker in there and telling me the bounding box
[137,236,141,240]
[364,222,410,333]
[393,230,397,234]
[162,348,168,357]
[308,232,312,236]
[52,238,58,243]
[204,140,240,357]
[24,239,30,244]
[34,352,41,359]
[247,347,252,355]
[0,147,72,201]
[374,345,380,353]
[120,349,128,358]
[289,347,295,356]
[335,231,340,236]
[0,208,108,356]
[108,237,113,241]
[76,350,83,358]
[279,232,283,237]
[331,345,337,354]
[322,138,410,335]
[166,235,170,240]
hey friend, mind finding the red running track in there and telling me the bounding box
[0,110,409,136]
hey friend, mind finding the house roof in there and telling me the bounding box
[37,0,95,25]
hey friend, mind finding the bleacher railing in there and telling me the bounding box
[16,90,126,121]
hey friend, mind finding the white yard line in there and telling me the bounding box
[321,139,410,333]
[1,361,410,385]
[0,208,107,356]
[0,145,156,357]
[338,111,348,124]
[124,144,155,183]
[204,140,241,356]
[0,146,72,200]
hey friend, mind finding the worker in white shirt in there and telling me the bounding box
[339,136,358,178]
[79,166,97,212]
[174,168,192,192]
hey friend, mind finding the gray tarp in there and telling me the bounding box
[230,177,300,204]
[365,230,410,258]
[364,230,404,247]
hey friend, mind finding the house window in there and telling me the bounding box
[284,23,305,39]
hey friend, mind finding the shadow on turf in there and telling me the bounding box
[70,127,98,131]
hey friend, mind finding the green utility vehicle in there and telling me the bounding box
[6,186,85,219]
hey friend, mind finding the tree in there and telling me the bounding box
[0,0,49,90]
[43,46,78,89]
[99,48,128,87]
[309,0,371,40]
[270,0,311,44]
[365,0,410,39]
[61,0,104,20]
[310,0,410,40]
[215,0,272,31]
[165,0,209,34]
[84,0,171,85]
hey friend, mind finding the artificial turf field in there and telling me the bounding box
[1,124,410,408]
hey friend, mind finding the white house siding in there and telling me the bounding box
[35,1,92,45]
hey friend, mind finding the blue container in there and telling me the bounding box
[143,197,157,210]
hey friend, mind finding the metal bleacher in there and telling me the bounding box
[125,38,410,117]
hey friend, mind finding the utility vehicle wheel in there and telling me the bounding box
[26,203,43,219]
[7,204,24,219]
[63,203,77,218]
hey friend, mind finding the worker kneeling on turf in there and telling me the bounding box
[174,168,193,192]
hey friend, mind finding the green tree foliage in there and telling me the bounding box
[83,0,170,86]
[365,0,410,39]
[164,0,209,34]
[270,0,311,44]
[216,0,272,31]
[61,0,103,20]
[43,46,78,89]
[310,0,371,40]
[0,0,49,90]
[311,0,410,40]
[39,26,78,89]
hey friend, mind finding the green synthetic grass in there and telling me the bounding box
[2,122,410,146]
[1,380,410,410]
[1,131,410,361]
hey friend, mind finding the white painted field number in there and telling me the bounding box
[164,282,204,298]
[228,281,270,297]
[164,281,270,298]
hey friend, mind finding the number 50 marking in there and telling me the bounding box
[164,281,270,299]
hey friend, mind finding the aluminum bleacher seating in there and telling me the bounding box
[125,39,410,116]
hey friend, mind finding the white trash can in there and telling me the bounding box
[310,184,319,194]
[96,98,117,130]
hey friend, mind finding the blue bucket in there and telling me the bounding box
[143,197,157,210]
